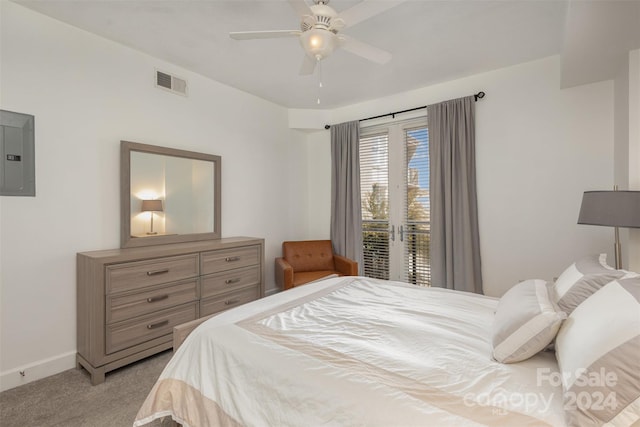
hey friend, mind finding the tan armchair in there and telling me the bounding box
[275,240,358,290]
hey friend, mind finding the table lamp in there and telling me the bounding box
[141,199,163,235]
[578,188,640,269]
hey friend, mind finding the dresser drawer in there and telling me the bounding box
[200,286,259,317]
[107,279,198,324]
[106,303,197,354]
[201,266,260,299]
[107,254,199,294]
[201,246,260,275]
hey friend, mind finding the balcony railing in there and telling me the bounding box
[404,222,431,287]
[361,220,431,286]
[362,220,389,280]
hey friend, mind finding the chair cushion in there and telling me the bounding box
[283,240,335,272]
[293,271,340,287]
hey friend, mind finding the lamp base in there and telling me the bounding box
[147,212,158,236]
[614,226,621,270]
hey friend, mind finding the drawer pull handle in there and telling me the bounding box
[224,299,240,306]
[147,294,169,303]
[225,256,240,262]
[225,278,240,284]
[147,320,169,330]
[146,269,169,276]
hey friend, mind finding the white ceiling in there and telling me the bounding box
[8,0,592,109]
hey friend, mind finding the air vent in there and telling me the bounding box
[155,70,188,96]
[156,71,172,89]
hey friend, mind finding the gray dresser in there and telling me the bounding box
[77,237,264,385]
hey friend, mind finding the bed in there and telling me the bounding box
[133,276,570,427]
[134,254,640,427]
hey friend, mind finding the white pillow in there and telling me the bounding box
[553,254,624,315]
[555,274,640,426]
[492,279,566,363]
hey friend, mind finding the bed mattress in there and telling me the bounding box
[134,276,566,426]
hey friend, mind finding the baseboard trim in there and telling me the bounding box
[265,287,281,297]
[0,351,76,392]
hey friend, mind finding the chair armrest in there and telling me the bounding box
[334,254,358,276]
[275,257,294,290]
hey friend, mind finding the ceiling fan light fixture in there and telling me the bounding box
[300,28,337,60]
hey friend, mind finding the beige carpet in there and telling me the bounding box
[0,350,173,427]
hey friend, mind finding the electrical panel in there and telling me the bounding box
[1,110,35,196]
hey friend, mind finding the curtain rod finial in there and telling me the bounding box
[325,124,331,129]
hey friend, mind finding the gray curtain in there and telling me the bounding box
[330,121,364,273]
[428,96,483,293]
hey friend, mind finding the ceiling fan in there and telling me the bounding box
[229,0,405,75]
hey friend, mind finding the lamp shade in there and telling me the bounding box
[141,199,163,212]
[578,191,640,228]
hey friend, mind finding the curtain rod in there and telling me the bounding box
[323,91,485,130]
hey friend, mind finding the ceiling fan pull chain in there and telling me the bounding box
[317,56,323,104]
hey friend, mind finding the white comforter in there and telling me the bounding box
[134,277,566,427]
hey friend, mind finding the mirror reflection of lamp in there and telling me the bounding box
[141,199,163,235]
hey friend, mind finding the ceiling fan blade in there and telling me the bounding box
[338,0,406,28]
[230,30,301,40]
[299,55,317,75]
[287,0,313,18]
[339,35,392,64]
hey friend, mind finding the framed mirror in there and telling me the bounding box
[121,141,221,248]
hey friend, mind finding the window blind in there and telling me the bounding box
[360,132,390,280]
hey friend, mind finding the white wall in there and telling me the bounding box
[614,49,631,267]
[613,49,640,272]
[628,49,640,271]
[304,131,332,239]
[302,56,615,297]
[0,2,306,390]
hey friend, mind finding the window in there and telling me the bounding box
[360,118,431,286]
[360,132,390,280]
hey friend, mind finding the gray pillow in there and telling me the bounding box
[555,274,640,426]
[553,254,625,315]
[492,279,566,363]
